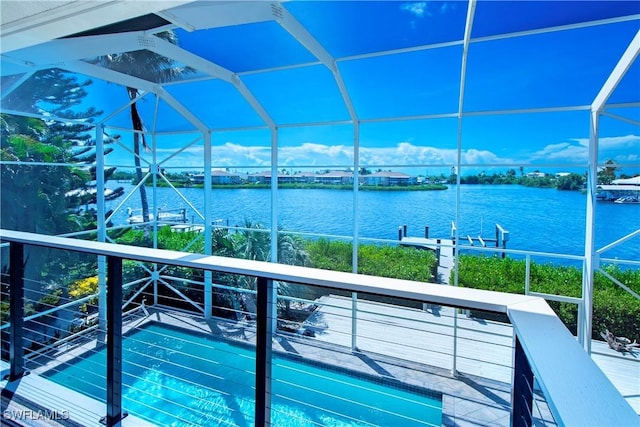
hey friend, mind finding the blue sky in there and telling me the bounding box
[15,1,640,174]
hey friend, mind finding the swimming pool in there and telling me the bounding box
[44,322,442,426]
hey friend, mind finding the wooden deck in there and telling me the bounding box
[591,341,640,415]
[305,295,514,383]
[304,295,640,416]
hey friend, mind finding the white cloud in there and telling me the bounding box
[568,134,640,151]
[464,148,504,164]
[532,135,640,162]
[114,134,639,171]
[214,143,270,166]
[401,2,428,17]
[531,142,587,161]
[279,143,354,166]
[150,141,511,170]
[359,143,508,166]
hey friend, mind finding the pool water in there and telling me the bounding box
[44,323,442,426]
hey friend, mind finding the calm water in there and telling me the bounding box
[45,323,442,427]
[108,184,639,262]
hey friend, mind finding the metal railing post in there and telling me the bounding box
[7,242,26,381]
[525,255,531,295]
[255,277,275,426]
[102,256,126,426]
[351,292,358,351]
[512,337,534,427]
[577,300,585,346]
[452,309,458,377]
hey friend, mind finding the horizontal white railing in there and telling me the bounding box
[1,229,637,427]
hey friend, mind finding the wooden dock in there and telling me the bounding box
[400,237,455,284]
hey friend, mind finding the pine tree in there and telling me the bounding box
[1,68,121,234]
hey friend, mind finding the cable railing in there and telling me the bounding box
[0,229,637,427]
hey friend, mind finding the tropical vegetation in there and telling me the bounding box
[0,69,118,350]
[456,255,640,341]
[305,238,436,282]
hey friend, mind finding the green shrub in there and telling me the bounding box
[358,244,435,282]
[305,238,436,283]
[456,255,640,341]
[305,238,353,272]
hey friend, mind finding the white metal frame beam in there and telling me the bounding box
[2,28,276,129]
[146,34,276,129]
[156,86,208,133]
[452,0,477,377]
[0,1,196,54]
[64,60,157,93]
[152,1,275,32]
[12,57,210,135]
[592,29,640,113]
[2,32,145,66]
[275,4,358,122]
[581,28,640,352]
[0,69,35,100]
[274,2,360,274]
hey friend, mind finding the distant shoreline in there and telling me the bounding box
[147,182,449,191]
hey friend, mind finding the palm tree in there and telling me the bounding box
[95,31,194,223]
[229,222,312,319]
[276,231,311,316]
[277,232,310,266]
[232,221,271,262]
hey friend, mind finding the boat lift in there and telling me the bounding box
[399,222,510,260]
[455,222,510,259]
[126,207,187,225]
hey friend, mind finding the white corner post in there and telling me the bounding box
[151,106,160,306]
[96,124,107,342]
[583,28,640,352]
[270,128,279,337]
[351,122,360,351]
[582,111,599,352]
[204,130,213,319]
[270,128,278,263]
[155,87,211,313]
[152,96,160,251]
[352,122,360,273]
[451,0,476,377]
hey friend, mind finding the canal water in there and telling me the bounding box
[107,184,639,262]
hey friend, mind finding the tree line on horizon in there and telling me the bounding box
[111,163,634,192]
[446,161,634,190]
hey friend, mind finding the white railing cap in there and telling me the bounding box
[1,229,530,312]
